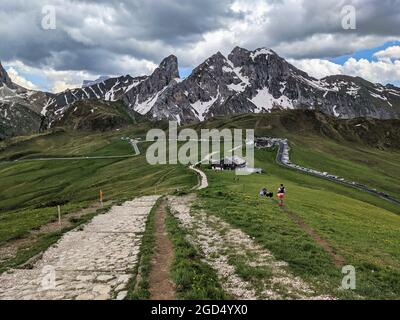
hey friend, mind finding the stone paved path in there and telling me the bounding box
[0,196,159,300]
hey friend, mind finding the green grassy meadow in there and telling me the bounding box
[1,111,400,299]
[190,111,400,200]
[288,135,400,197]
[0,129,197,271]
[197,147,400,299]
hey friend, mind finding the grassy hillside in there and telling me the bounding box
[1,109,399,299]
[289,136,400,197]
[0,129,197,271]
[52,100,140,132]
[197,147,400,299]
[188,110,400,198]
[192,110,400,149]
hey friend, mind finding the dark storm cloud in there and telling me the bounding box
[0,0,237,74]
[0,0,399,77]
[241,0,400,59]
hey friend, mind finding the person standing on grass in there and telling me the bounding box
[277,184,286,206]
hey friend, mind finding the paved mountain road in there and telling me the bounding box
[273,140,400,206]
[0,138,141,164]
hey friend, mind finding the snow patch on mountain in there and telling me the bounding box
[297,76,330,92]
[224,60,250,90]
[134,86,168,115]
[346,85,360,97]
[249,88,294,112]
[191,95,218,121]
[41,97,55,116]
[250,48,273,61]
[369,91,388,101]
[333,105,340,117]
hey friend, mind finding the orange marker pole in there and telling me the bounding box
[100,190,103,208]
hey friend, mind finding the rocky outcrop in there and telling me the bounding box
[0,62,13,88]
[0,62,50,139]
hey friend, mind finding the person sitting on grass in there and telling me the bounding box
[260,188,273,198]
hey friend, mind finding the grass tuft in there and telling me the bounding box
[165,206,228,300]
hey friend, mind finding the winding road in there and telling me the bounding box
[0,138,142,164]
[272,139,400,206]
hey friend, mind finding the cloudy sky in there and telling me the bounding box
[1,0,399,92]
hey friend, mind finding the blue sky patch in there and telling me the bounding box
[330,41,400,65]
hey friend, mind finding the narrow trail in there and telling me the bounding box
[189,165,209,190]
[0,196,159,300]
[148,200,176,300]
[168,194,334,300]
[281,206,345,267]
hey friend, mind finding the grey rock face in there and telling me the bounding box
[2,45,400,139]
[0,63,51,138]
[137,47,400,123]
[0,62,13,88]
[43,74,148,124]
[122,55,180,116]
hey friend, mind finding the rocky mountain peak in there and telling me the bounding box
[191,51,227,76]
[212,51,226,61]
[230,46,249,55]
[386,83,400,90]
[0,61,12,87]
[228,46,250,66]
[157,54,180,80]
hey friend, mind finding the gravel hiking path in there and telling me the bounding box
[189,165,209,190]
[148,200,176,300]
[167,194,334,300]
[0,196,159,300]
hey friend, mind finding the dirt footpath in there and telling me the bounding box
[148,200,176,300]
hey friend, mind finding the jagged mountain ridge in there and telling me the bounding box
[143,46,400,123]
[82,76,111,88]
[0,62,51,139]
[1,47,400,139]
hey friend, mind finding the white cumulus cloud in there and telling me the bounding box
[288,58,343,79]
[290,45,400,85]
[343,57,400,85]
[374,46,400,60]
[6,67,38,90]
